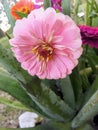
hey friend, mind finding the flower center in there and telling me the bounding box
[32,43,53,62]
[19,6,30,14]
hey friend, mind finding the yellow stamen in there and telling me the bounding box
[32,43,53,62]
[19,6,30,14]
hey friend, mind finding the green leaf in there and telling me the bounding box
[41,79,60,96]
[0,36,11,48]
[0,29,5,38]
[24,79,75,121]
[93,0,98,12]
[0,97,29,111]
[0,122,94,130]
[86,55,96,73]
[61,0,70,15]
[72,0,80,24]
[41,81,75,119]
[92,17,98,26]
[1,0,15,28]
[89,11,97,18]
[85,0,91,25]
[0,123,94,130]
[0,66,71,120]
[76,124,94,130]
[81,73,90,90]
[0,122,71,130]
[60,76,75,109]
[0,43,32,84]
[88,54,98,65]
[16,11,28,18]
[44,0,51,9]
[0,68,51,118]
[70,67,83,109]
[72,89,98,128]
[79,61,91,91]
[85,75,98,103]
[74,0,80,14]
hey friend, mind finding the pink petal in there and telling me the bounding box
[10,7,83,79]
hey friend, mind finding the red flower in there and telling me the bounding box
[11,0,41,20]
[79,25,98,48]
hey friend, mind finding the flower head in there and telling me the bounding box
[35,0,62,11]
[11,0,41,19]
[79,25,98,48]
[10,8,82,79]
[35,0,43,2]
[51,0,62,12]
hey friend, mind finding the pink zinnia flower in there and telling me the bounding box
[10,8,82,79]
[79,25,98,48]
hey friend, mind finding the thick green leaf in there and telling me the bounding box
[81,73,90,90]
[23,79,75,121]
[1,0,15,28]
[0,69,62,118]
[84,75,98,103]
[0,68,53,118]
[86,55,96,73]
[70,67,83,109]
[0,122,71,130]
[0,122,94,130]
[44,0,51,9]
[0,43,32,84]
[61,0,70,15]
[0,68,60,119]
[41,79,62,98]
[60,76,75,109]
[72,90,98,128]
[88,54,98,65]
[76,124,94,130]
[79,59,91,90]
[0,67,72,120]
[0,97,29,111]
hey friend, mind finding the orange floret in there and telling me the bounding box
[11,0,34,19]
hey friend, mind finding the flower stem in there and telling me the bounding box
[86,0,90,25]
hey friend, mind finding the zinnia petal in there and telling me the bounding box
[79,25,98,48]
[10,8,82,79]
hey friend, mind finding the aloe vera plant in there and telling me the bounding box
[0,0,98,130]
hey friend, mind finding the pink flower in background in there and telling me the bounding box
[51,0,62,12]
[79,25,98,48]
[35,0,43,2]
[35,0,62,11]
[10,8,82,79]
